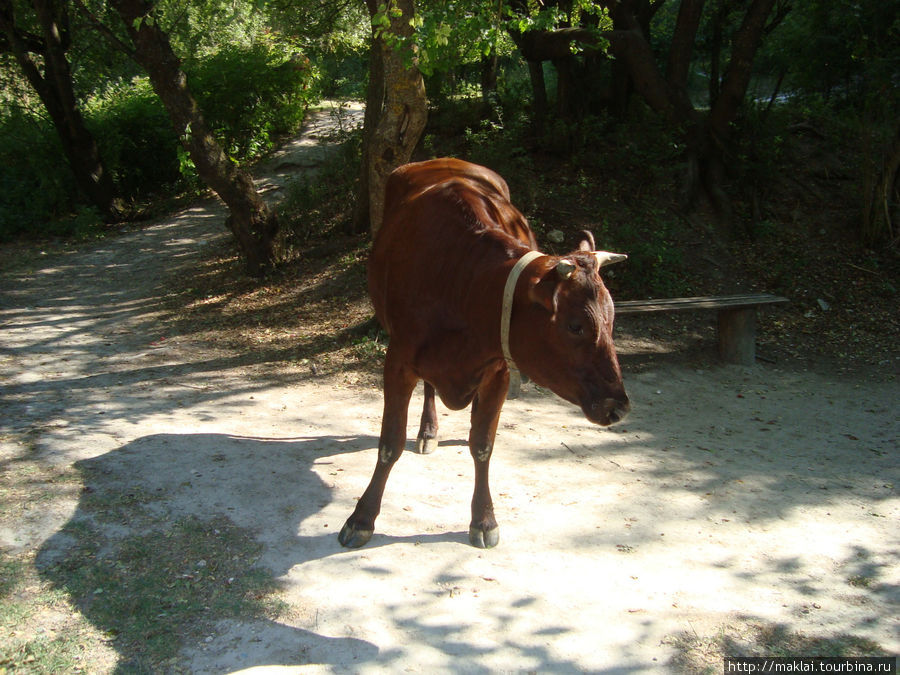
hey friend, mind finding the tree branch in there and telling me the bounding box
[763,0,791,36]
[647,0,668,21]
[667,0,705,89]
[512,26,603,62]
[71,0,135,57]
[710,0,777,140]
[0,0,48,55]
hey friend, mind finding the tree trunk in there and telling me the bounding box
[709,0,776,142]
[480,50,499,106]
[350,10,386,234]
[110,0,277,276]
[704,0,777,229]
[553,56,579,119]
[527,60,548,120]
[605,20,684,121]
[667,0,705,110]
[0,0,120,220]
[603,0,779,232]
[863,122,900,246]
[507,15,585,122]
[604,0,663,116]
[707,0,727,108]
[360,0,427,236]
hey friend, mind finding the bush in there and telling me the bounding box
[0,110,78,239]
[277,126,362,250]
[0,84,186,241]
[316,44,368,99]
[88,82,183,200]
[187,42,321,160]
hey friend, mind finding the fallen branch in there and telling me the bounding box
[845,262,884,278]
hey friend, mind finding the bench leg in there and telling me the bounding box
[507,368,522,399]
[717,307,756,365]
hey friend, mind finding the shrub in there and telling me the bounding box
[187,42,321,161]
[0,110,78,239]
[88,81,183,200]
[277,127,361,250]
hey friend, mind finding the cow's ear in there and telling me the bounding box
[575,230,595,252]
[527,268,560,315]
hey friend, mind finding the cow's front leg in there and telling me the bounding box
[414,382,439,454]
[339,354,417,548]
[467,366,509,549]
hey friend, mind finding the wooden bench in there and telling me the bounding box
[614,293,789,365]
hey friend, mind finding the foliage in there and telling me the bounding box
[762,0,900,245]
[86,80,183,199]
[272,1,369,98]
[761,0,900,106]
[277,118,362,250]
[389,0,611,101]
[504,0,611,48]
[314,38,369,99]
[444,103,691,299]
[366,0,517,101]
[0,35,319,240]
[3,0,898,251]
[410,1,511,77]
[187,40,322,160]
[458,110,531,179]
[0,109,80,239]
[149,0,270,64]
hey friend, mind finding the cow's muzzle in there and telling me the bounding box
[585,396,631,426]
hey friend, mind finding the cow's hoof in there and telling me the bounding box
[414,436,438,454]
[469,524,500,549]
[338,521,373,548]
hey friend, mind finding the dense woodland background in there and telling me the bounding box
[1,0,898,363]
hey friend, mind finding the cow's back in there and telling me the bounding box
[369,159,537,336]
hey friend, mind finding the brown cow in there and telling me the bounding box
[339,158,630,549]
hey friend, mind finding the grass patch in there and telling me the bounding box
[40,514,285,672]
[0,549,117,674]
[666,620,889,673]
[1,433,285,673]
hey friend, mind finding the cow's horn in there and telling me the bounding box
[594,251,628,267]
[556,259,577,279]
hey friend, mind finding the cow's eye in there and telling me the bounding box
[567,321,584,336]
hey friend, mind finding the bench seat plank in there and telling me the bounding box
[615,294,788,314]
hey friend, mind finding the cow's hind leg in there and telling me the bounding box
[338,353,417,548]
[414,382,439,454]
[467,366,509,549]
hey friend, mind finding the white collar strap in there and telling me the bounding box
[501,250,544,372]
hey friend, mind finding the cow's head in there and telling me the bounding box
[511,231,630,426]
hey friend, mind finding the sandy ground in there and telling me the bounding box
[1,105,897,673]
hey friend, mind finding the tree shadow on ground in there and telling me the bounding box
[667,618,890,672]
[34,428,635,673]
[36,433,381,672]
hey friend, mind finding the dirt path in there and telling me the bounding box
[1,105,897,673]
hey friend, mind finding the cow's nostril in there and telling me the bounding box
[600,397,629,425]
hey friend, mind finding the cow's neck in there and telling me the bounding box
[500,250,544,374]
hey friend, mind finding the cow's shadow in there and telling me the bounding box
[36,433,384,672]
